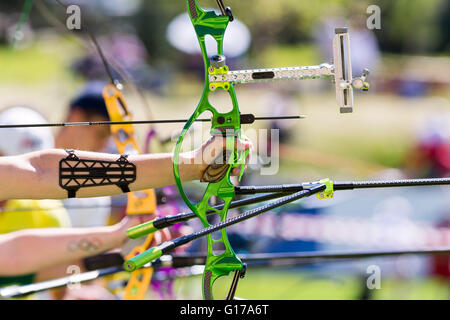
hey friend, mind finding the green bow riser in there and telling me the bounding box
[173,0,245,300]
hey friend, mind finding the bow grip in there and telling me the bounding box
[201,150,230,183]
[201,135,241,183]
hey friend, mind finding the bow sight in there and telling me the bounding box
[209,27,370,114]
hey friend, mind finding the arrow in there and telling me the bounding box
[2,247,448,299]
[0,114,304,129]
[127,177,450,238]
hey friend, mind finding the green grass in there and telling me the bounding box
[173,270,450,300]
[0,36,81,85]
[254,44,322,68]
[371,277,450,300]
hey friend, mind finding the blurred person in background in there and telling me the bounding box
[72,33,167,92]
[0,106,134,300]
[405,118,450,282]
[404,116,450,178]
[0,212,152,300]
[0,108,71,271]
[430,218,450,282]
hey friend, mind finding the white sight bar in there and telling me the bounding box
[209,27,369,114]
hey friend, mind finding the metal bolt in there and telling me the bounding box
[210,55,227,69]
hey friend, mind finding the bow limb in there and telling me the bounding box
[102,84,158,300]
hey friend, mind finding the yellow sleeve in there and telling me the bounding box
[0,199,72,234]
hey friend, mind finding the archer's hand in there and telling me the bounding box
[188,135,253,182]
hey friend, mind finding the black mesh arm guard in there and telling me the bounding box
[59,149,137,198]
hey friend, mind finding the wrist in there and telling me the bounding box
[110,223,128,247]
[178,152,203,181]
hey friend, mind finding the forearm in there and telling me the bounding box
[128,151,201,191]
[0,226,123,276]
[0,149,201,200]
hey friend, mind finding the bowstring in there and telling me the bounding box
[37,0,155,126]
[12,0,35,48]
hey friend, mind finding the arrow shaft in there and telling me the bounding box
[0,115,303,129]
[168,247,450,268]
[3,247,448,298]
[235,177,450,195]
[128,177,450,240]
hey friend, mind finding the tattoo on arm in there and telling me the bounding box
[67,238,103,253]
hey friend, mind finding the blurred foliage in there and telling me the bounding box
[376,0,449,53]
[133,0,450,59]
[0,34,82,84]
[1,0,449,62]
[253,44,321,68]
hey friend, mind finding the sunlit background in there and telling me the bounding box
[0,0,449,299]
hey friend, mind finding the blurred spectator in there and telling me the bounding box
[430,219,450,280]
[0,106,54,155]
[404,115,450,178]
[0,106,71,298]
[72,33,168,92]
